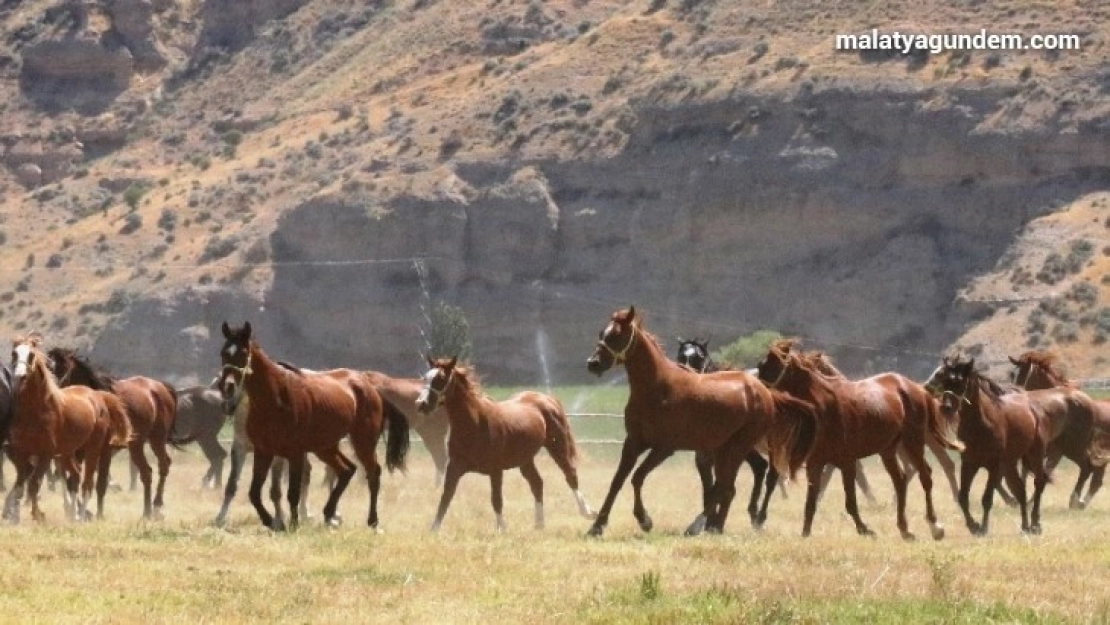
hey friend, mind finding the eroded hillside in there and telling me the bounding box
[0,0,1108,383]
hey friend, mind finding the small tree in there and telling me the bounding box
[429,302,472,362]
[712,329,783,369]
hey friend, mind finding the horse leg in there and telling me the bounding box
[95,448,116,520]
[2,456,33,523]
[902,442,944,540]
[150,440,172,520]
[587,437,647,537]
[247,451,277,530]
[299,457,313,521]
[801,463,824,538]
[1025,451,1048,535]
[215,439,246,527]
[707,446,745,533]
[128,442,154,519]
[519,460,544,530]
[1002,463,1030,533]
[269,459,287,531]
[978,466,1006,536]
[198,435,228,490]
[630,447,674,533]
[878,450,912,540]
[1084,465,1105,509]
[430,462,464,533]
[839,461,875,537]
[60,456,84,522]
[926,436,960,504]
[684,451,714,536]
[854,459,878,505]
[958,461,982,535]
[1071,462,1092,510]
[26,460,51,523]
[744,451,768,528]
[756,463,780,530]
[816,464,836,503]
[317,449,356,527]
[542,428,594,521]
[489,469,506,533]
[415,420,449,489]
[285,455,305,531]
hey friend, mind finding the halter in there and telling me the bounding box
[598,323,637,365]
[423,368,455,405]
[221,349,253,411]
[766,355,790,388]
[933,371,973,407]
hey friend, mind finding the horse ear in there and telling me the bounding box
[967,357,976,370]
[426,355,435,369]
[243,321,252,340]
[627,305,636,321]
[1008,356,1019,365]
[221,322,231,339]
[448,356,458,370]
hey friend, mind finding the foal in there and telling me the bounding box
[416,357,594,532]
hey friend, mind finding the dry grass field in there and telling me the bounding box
[1,435,1108,624]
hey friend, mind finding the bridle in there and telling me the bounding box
[422,367,454,406]
[221,348,253,409]
[597,323,637,365]
[765,353,790,389]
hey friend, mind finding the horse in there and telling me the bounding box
[3,335,131,522]
[1009,350,1110,509]
[218,321,410,530]
[924,355,1049,535]
[676,339,881,513]
[674,338,782,530]
[364,370,450,487]
[415,357,595,532]
[0,363,14,491]
[758,339,963,539]
[48,347,179,520]
[585,307,817,537]
[174,385,231,489]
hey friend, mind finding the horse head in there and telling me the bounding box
[1009,351,1065,390]
[756,338,801,388]
[924,354,975,413]
[218,321,254,415]
[675,337,712,373]
[416,356,458,414]
[586,306,638,376]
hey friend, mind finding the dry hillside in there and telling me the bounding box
[0,0,1107,383]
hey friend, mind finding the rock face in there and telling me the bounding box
[91,86,1110,385]
[107,0,168,70]
[195,0,311,51]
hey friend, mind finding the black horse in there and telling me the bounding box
[0,365,14,491]
[675,338,779,532]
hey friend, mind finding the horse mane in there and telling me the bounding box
[803,350,846,379]
[448,363,485,398]
[47,347,115,391]
[1017,350,1070,385]
[972,368,1008,404]
[769,338,800,356]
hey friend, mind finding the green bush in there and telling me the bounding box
[712,329,783,369]
[428,302,472,362]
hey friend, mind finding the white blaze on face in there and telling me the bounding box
[227,344,238,358]
[416,368,438,406]
[12,343,32,377]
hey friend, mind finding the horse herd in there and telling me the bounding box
[2,307,1108,540]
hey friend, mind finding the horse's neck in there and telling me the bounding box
[783,366,835,403]
[443,381,484,427]
[624,336,671,388]
[18,367,58,417]
[246,345,286,398]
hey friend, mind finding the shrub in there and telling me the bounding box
[428,302,472,362]
[712,329,783,369]
[123,184,147,210]
[119,212,142,235]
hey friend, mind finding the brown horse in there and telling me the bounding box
[585,307,816,537]
[364,370,450,487]
[218,321,410,530]
[48,347,178,520]
[415,357,595,531]
[4,336,131,522]
[758,340,963,539]
[924,356,1049,535]
[1010,350,1110,509]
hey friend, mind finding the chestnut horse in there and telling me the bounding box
[365,370,450,487]
[415,357,595,532]
[48,348,178,519]
[674,338,783,530]
[218,321,410,530]
[1010,350,1110,509]
[758,340,963,539]
[4,336,131,522]
[924,356,1049,535]
[585,307,817,537]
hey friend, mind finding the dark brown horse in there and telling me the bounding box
[48,347,178,520]
[218,321,410,530]
[585,307,816,536]
[759,340,963,539]
[415,357,595,531]
[1010,350,1110,509]
[924,356,1049,535]
[364,370,450,487]
[0,364,13,491]
[4,336,131,522]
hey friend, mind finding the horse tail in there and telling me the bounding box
[380,395,410,473]
[541,396,579,466]
[764,389,817,480]
[924,391,965,453]
[157,381,192,450]
[1087,420,1110,467]
[101,393,134,448]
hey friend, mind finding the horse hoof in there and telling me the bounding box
[327,516,342,529]
[1024,524,1042,536]
[901,531,917,542]
[859,528,876,538]
[270,519,286,532]
[684,515,706,537]
[930,525,945,541]
[637,515,653,533]
[1069,497,1084,510]
[586,524,605,538]
[705,525,723,536]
